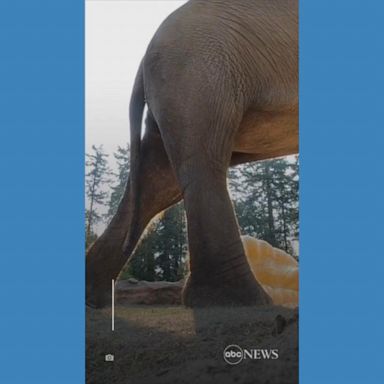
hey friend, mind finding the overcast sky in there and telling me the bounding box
[86,0,187,159]
[86,0,187,232]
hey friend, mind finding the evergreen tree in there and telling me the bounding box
[229,162,269,239]
[271,156,299,253]
[85,145,111,246]
[155,203,187,281]
[105,143,130,223]
[125,232,158,281]
[122,203,188,281]
[229,156,299,256]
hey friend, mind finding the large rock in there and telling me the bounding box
[116,280,183,305]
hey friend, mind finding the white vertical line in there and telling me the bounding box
[112,279,115,331]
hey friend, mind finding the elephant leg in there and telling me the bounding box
[156,112,272,307]
[179,157,271,307]
[86,117,181,308]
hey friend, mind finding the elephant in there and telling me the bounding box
[86,0,298,308]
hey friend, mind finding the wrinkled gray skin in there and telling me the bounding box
[87,0,298,308]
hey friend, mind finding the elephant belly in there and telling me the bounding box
[233,107,298,160]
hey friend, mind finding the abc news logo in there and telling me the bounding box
[223,345,279,365]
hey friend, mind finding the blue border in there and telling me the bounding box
[0,1,84,383]
[300,1,383,383]
[1,1,383,383]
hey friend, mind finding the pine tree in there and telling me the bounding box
[262,161,278,245]
[85,145,111,247]
[264,157,299,253]
[228,156,299,256]
[155,203,187,281]
[125,232,158,281]
[105,143,130,223]
[229,162,270,239]
[123,203,188,282]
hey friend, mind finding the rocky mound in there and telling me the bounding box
[116,279,183,305]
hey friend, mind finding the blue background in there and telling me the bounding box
[300,1,383,383]
[0,0,383,383]
[0,1,84,383]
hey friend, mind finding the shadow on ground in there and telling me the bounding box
[86,304,298,384]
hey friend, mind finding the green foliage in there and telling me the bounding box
[123,203,188,281]
[124,233,157,281]
[105,143,130,223]
[85,145,112,243]
[153,203,187,281]
[229,156,299,256]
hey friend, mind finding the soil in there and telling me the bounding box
[86,304,298,384]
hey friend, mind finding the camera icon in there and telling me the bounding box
[105,354,114,362]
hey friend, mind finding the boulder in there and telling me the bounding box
[116,280,183,305]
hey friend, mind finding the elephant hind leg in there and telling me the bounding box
[155,106,271,307]
[179,156,271,307]
[86,115,181,308]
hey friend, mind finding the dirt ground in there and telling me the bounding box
[86,304,298,384]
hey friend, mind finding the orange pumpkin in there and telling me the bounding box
[242,236,299,307]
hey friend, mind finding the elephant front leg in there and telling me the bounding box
[179,159,272,307]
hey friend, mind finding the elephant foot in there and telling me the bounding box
[182,273,272,307]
